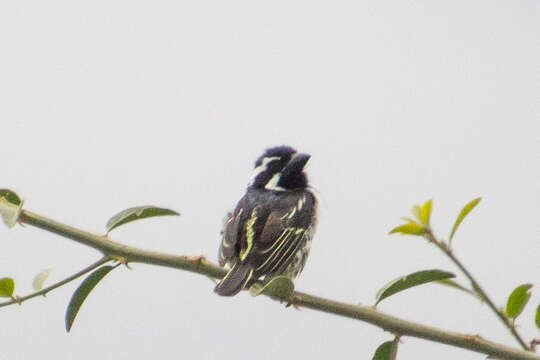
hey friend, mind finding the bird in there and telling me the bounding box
[215,145,318,296]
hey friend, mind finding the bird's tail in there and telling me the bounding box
[214,263,254,296]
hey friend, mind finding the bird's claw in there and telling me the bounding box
[281,297,300,309]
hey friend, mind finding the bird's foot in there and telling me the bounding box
[282,297,300,310]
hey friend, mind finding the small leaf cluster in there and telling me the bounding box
[66,205,180,331]
[1,191,56,301]
[0,271,54,302]
[379,199,476,308]
[370,198,478,356]
[389,198,481,241]
[0,192,180,332]
[371,197,540,357]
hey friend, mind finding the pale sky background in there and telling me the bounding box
[1,1,539,359]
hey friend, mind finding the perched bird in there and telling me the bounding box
[215,145,318,296]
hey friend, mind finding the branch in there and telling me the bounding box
[14,209,539,360]
[425,229,531,351]
[0,256,111,308]
[292,292,536,360]
[18,210,226,279]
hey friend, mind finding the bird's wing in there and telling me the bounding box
[218,197,270,266]
[246,201,307,275]
[218,206,244,266]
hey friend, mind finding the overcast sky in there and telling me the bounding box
[1,1,539,359]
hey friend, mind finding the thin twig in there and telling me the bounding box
[12,209,539,360]
[425,228,530,351]
[0,256,111,308]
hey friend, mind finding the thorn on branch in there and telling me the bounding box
[12,295,22,305]
[188,255,207,266]
[464,334,485,345]
[111,256,131,269]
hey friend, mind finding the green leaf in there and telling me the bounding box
[400,217,416,223]
[419,200,432,226]
[66,266,115,332]
[375,269,455,305]
[0,189,23,228]
[372,340,398,360]
[449,197,481,241]
[505,283,533,319]
[389,222,425,236]
[106,206,180,233]
[411,205,422,223]
[0,189,22,206]
[249,276,294,299]
[33,268,53,291]
[435,279,481,299]
[535,303,540,330]
[0,277,15,297]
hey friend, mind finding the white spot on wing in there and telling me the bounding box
[221,208,243,248]
[222,238,234,248]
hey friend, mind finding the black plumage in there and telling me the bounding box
[215,146,318,296]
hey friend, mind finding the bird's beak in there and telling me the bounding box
[293,153,311,169]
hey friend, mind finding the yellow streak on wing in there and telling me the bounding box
[256,228,296,271]
[239,208,258,261]
[219,263,235,284]
[260,228,292,254]
[242,268,254,289]
[269,229,305,273]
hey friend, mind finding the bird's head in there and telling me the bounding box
[249,145,311,191]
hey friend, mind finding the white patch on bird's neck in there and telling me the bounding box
[248,156,280,186]
[265,172,286,191]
